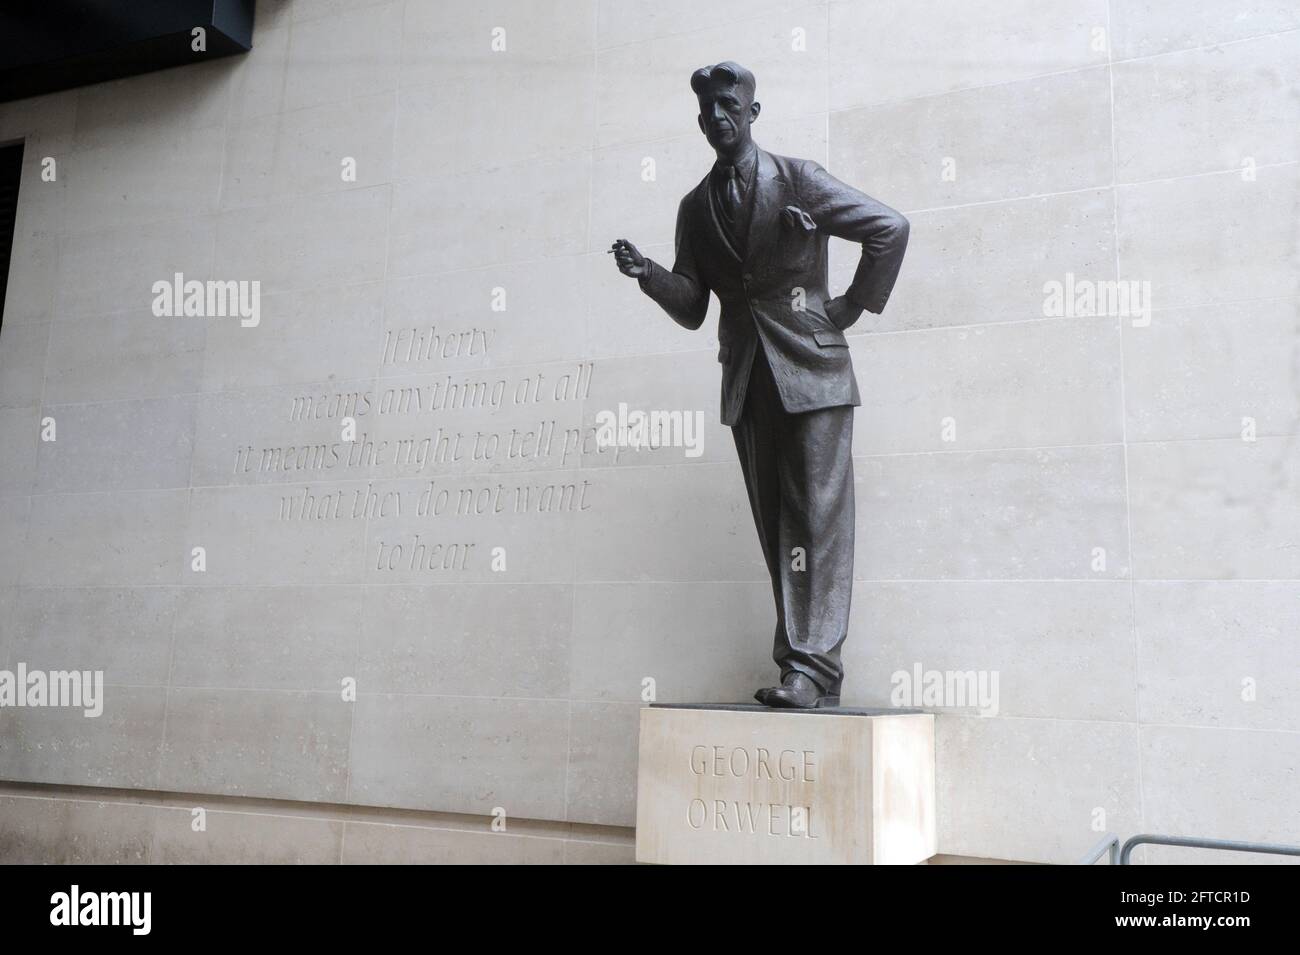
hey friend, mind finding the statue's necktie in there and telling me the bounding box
[721,163,741,220]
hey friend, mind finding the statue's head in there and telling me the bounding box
[691,61,760,154]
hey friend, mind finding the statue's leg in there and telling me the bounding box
[729,345,788,696]
[771,402,855,698]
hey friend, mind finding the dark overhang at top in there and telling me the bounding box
[0,0,255,103]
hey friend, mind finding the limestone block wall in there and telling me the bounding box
[0,0,1296,863]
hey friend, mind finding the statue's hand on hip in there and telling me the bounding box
[610,239,648,279]
[825,294,864,331]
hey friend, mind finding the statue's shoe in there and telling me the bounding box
[753,685,779,705]
[765,672,840,709]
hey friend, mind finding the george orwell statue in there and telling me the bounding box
[611,61,910,709]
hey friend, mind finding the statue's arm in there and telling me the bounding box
[637,198,710,331]
[798,162,910,317]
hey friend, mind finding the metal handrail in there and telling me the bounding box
[1119,833,1300,864]
[1079,833,1119,865]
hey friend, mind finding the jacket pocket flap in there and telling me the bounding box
[813,330,847,347]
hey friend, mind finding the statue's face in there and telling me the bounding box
[696,82,758,151]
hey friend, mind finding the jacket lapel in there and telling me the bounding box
[744,149,784,272]
[695,175,742,265]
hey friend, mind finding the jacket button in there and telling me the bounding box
[743,273,753,282]
[749,298,759,306]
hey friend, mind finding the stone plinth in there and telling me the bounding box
[635,704,935,865]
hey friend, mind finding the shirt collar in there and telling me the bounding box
[713,143,758,182]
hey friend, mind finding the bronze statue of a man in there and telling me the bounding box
[612,61,909,709]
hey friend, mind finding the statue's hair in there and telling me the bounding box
[690,61,756,100]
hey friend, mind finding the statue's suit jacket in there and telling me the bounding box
[639,147,910,426]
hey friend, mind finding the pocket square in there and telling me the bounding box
[780,205,817,231]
